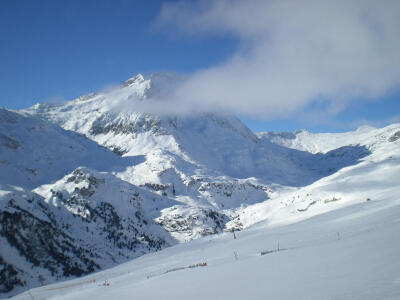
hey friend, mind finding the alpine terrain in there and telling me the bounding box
[1,73,399,298]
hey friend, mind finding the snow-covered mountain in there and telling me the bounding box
[257,124,399,154]
[23,73,364,186]
[11,185,400,300]
[0,109,177,294]
[0,172,174,295]
[238,124,400,229]
[0,108,123,189]
[1,72,399,297]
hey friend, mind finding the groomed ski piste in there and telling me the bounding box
[11,179,400,299]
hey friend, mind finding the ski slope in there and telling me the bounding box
[12,194,400,300]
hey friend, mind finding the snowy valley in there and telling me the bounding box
[1,73,399,299]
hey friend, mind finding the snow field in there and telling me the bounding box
[13,194,400,300]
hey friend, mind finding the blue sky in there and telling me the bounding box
[0,0,236,106]
[1,0,399,133]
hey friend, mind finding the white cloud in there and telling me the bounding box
[153,0,400,119]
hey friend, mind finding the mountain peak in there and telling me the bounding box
[122,73,146,87]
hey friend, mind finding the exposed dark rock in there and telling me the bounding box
[0,202,99,279]
[0,132,20,150]
[111,146,128,156]
[389,131,400,142]
[156,207,230,238]
[89,113,169,136]
[0,256,25,293]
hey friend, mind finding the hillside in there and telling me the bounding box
[1,73,399,297]
[11,182,400,300]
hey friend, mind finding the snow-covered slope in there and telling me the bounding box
[257,124,400,154]
[0,108,174,295]
[20,73,379,239]
[0,167,176,296]
[0,109,123,189]
[236,123,400,229]
[10,120,400,299]
[0,105,272,296]
[11,185,400,300]
[2,72,399,298]
[24,73,359,187]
